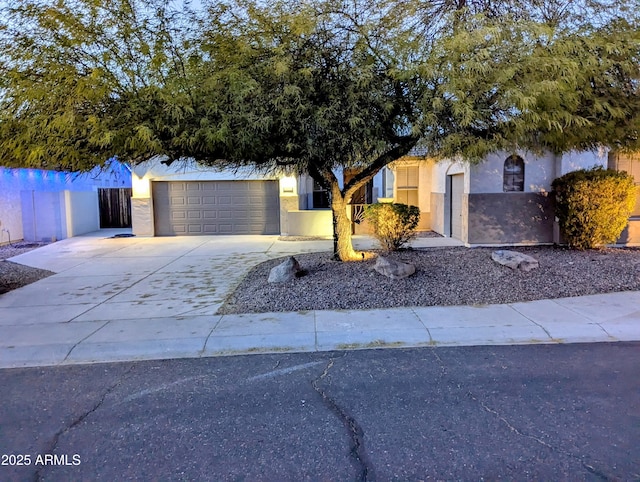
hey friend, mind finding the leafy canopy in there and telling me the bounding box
[0,0,639,172]
[0,0,198,169]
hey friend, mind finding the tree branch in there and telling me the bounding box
[343,135,420,198]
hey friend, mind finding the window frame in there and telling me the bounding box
[395,165,419,207]
[503,155,525,192]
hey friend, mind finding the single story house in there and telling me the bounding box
[0,160,132,244]
[130,149,640,246]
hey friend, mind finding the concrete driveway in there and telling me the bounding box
[4,230,332,317]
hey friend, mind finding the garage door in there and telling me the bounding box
[152,181,280,235]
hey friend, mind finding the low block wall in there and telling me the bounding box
[467,193,554,245]
[0,190,24,244]
[64,190,99,237]
[285,210,333,236]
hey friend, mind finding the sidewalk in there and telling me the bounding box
[1,230,639,369]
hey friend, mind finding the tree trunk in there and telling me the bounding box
[330,181,370,261]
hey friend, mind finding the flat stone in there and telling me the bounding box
[491,250,539,272]
[374,256,416,279]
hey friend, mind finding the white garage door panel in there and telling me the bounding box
[153,181,280,236]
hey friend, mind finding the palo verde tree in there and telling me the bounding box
[0,0,198,170]
[1,0,639,260]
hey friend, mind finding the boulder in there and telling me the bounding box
[491,250,539,272]
[374,256,416,279]
[268,256,303,283]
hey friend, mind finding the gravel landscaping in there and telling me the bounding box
[0,243,54,294]
[218,245,640,314]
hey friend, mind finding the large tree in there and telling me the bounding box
[1,0,639,260]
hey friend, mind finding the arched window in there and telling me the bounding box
[503,155,525,192]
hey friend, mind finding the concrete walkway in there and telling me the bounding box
[1,230,639,368]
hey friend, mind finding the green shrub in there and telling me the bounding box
[364,202,421,251]
[552,167,636,250]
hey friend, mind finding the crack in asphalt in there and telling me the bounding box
[467,390,610,481]
[312,355,374,482]
[431,349,610,480]
[33,364,135,482]
[467,390,557,449]
[429,347,448,377]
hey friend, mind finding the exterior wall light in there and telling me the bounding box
[280,175,296,195]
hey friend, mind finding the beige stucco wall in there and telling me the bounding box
[430,192,445,235]
[63,190,100,237]
[285,209,333,236]
[559,149,608,176]
[131,198,154,236]
[432,160,469,194]
[428,150,613,246]
[469,151,556,193]
[617,219,640,246]
[467,149,607,194]
[0,189,24,244]
[429,161,469,239]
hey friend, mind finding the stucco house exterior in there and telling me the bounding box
[388,149,639,246]
[130,150,640,246]
[0,161,131,244]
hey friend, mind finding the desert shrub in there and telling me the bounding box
[364,202,420,251]
[552,167,636,250]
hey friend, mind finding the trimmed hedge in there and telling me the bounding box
[364,202,420,251]
[552,167,636,249]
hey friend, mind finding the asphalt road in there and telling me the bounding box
[1,343,639,481]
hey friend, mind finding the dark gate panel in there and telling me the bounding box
[99,188,132,228]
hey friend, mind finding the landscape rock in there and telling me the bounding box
[268,256,303,283]
[491,250,539,272]
[374,256,416,279]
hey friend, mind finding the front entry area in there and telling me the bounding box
[152,181,280,235]
[444,174,464,240]
[449,174,464,241]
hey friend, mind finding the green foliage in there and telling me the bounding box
[0,0,198,170]
[364,203,421,251]
[552,167,637,249]
[423,14,640,161]
[1,0,639,171]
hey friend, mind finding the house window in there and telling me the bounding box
[503,155,525,192]
[312,180,330,209]
[395,166,419,207]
